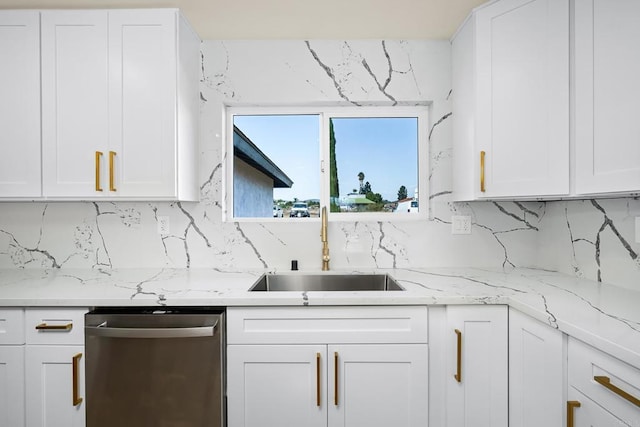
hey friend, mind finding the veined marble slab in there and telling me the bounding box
[1,267,638,369]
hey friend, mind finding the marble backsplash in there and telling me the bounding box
[0,39,638,290]
[537,198,640,290]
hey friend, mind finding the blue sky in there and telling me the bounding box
[233,114,418,202]
[332,117,418,201]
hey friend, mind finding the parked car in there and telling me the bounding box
[289,202,310,217]
[395,199,419,213]
[273,205,283,217]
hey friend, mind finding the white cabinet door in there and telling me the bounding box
[108,10,178,198]
[41,11,109,198]
[475,0,569,198]
[509,309,565,427]
[227,345,327,427]
[453,0,569,200]
[25,345,85,427]
[40,9,198,200]
[0,346,25,427]
[568,389,630,427]
[328,344,428,427]
[0,11,41,198]
[574,0,640,195]
[446,305,508,427]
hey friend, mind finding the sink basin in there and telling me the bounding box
[248,273,405,292]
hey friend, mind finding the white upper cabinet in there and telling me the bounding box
[108,10,199,200]
[40,9,199,201]
[41,11,109,198]
[0,12,42,198]
[574,0,640,195]
[452,0,570,200]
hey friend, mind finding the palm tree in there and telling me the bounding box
[358,172,365,194]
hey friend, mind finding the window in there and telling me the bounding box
[225,106,428,221]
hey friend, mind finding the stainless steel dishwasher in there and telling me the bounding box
[85,307,225,427]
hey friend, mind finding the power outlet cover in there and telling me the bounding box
[452,216,472,235]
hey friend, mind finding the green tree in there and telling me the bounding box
[329,119,340,212]
[397,185,408,201]
[363,181,372,194]
[365,191,383,204]
[365,191,385,211]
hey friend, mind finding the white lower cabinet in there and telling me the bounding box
[25,346,85,427]
[568,337,640,427]
[0,346,25,426]
[329,344,428,427]
[0,308,25,427]
[568,389,631,427]
[429,305,508,427]
[227,344,327,427]
[24,308,88,427]
[509,308,565,427]
[226,306,429,427]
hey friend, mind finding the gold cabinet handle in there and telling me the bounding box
[480,151,486,193]
[334,351,339,406]
[567,401,580,427]
[316,353,321,407]
[109,151,116,192]
[72,353,83,406]
[594,376,640,407]
[454,329,462,383]
[95,151,103,192]
[35,322,73,331]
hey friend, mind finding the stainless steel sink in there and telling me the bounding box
[248,273,405,292]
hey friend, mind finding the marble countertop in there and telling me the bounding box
[1,266,638,369]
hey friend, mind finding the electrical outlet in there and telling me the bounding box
[636,217,640,244]
[452,215,472,235]
[157,216,170,235]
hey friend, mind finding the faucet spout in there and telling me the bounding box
[321,206,330,271]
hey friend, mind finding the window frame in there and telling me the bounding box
[223,105,429,222]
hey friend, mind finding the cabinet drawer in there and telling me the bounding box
[0,308,25,345]
[568,387,631,427]
[227,306,428,344]
[25,308,88,345]
[569,337,640,423]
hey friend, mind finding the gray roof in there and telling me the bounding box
[233,126,294,188]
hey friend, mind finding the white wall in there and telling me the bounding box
[6,39,637,289]
[233,157,274,218]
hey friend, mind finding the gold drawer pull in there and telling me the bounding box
[480,151,486,193]
[567,401,580,427]
[454,329,462,383]
[594,376,640,407]
[109,150,116,192]
[316,353,321,407]
[72,353,83,406]
[35,323,73,331]
[95,151,103,192]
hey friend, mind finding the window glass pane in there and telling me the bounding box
[232,115,320,218]
[329,117,419,214]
